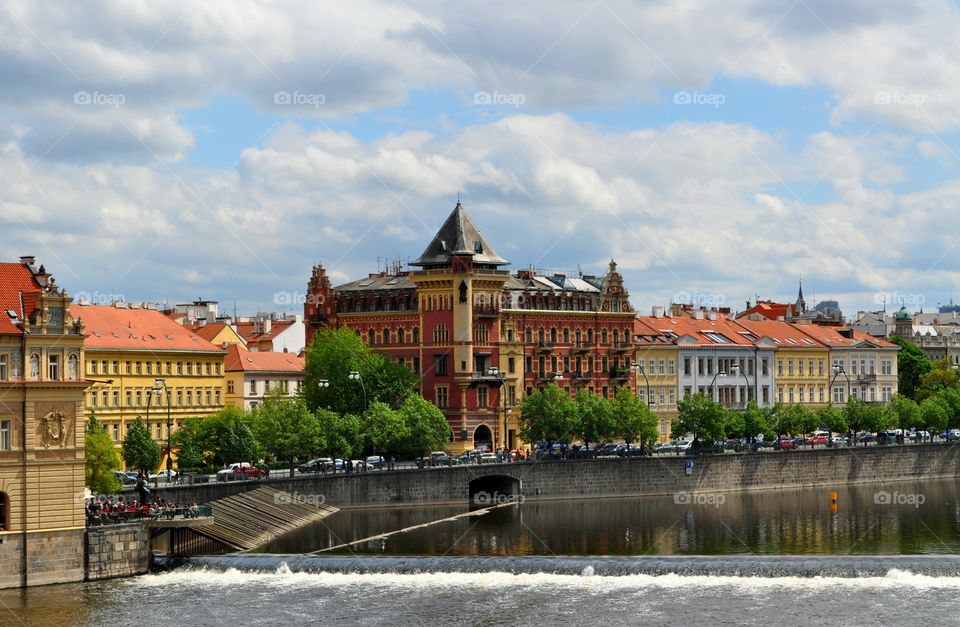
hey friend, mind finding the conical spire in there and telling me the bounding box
[796,279,806,313]
[411,202,509,268]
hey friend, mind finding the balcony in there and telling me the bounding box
[534,341,554,354]
[856,372,878,383]
[571,370,591,381]
[472,305,499,318]
[571,342,591,354]
[609,368,632,380]
[610,341,632,354]
[536,372,563,383]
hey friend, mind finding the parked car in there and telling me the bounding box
[940,429,960,441]
[675,441,693,453]
[857,433,877,443]
[653,442,675,453]
[775,438,796,450]
[806,435,829,446]
[478,453,499,464]
[149,469,174,482]
[217,462,260,481]
[113,470,137,486]
[365,455,385,469]
[298,458,334,473]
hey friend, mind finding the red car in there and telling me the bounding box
[776,438,796,450]
[807,435,829,446]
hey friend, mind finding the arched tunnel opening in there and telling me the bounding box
[468,475,522,508]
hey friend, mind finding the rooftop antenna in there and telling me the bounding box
[457,191,461,204]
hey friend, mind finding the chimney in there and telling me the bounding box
[693,309,704,320]
[652,305,663,318]
[707,311,717,321]
[19,256,35,267]
[264,318,272,334]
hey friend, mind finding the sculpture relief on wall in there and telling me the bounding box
[38,411,70,448]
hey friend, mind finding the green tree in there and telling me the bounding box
[940,387,960,427]
[304,327,417,414]
[122,417,161,475]
[784,404,818,437]
[574,390,615,449]
[611,386,658,450]
[742,400,771,442]
[250,388,324,475]
[518,383,578,445]
[85,416,121,494]
[844,398,886,444]
[316,409,364,460]
[816,405,847,438]
[888,394,921,433]
[364,401,409,455]
[170,418,205,470]
[890,336,932,399]
[920,395,950,436]
[673,393,727,445]
[768,403,796,441]
[397,394,451,458]
[194,406,259,467]
[917,359,960,401]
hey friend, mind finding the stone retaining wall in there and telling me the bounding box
[84,523,150,581]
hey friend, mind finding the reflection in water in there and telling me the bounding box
[259,479,960,556]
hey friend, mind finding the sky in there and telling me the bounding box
[2,0,960,319]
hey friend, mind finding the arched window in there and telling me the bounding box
[563,328,570,344]
[382,329,390,344]
[538,328,545,344]
[398,328,405,344]
[412,327,419,343]
[367,329,375,345]
[0,492,7,531]
[587,329,594,343]
[601,329,608,344]
[525,328,532,343]
[575,329,582,345]
[550,328,558,343]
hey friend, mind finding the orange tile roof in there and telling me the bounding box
[0,262,41,335]
[645,315,760,347]
[192,322,228,342]
[737,301,792,321]
[223,344,304,373]
[70,304,225,353]
[236,319,294,343]
[735,319,826,348]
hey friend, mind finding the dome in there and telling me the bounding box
[895,305,911,321]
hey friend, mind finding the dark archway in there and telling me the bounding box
[473,425,493,452]
[468,475,521,507]
[0,492,7,531]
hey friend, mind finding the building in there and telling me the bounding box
[739,282,842,325]
[304,202,636,452]
[70,303,227,469]
[736,319,831,406]
[223,345,304,411]
[235,314,306,354]
[634,314,680,441]
[0,257,87,588]
[192,322,247,350]
[794,325,899,404]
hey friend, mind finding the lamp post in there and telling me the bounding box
[631,363,653,407]
[152,378,172,476]
[708,370,727,403]
[730,363,751,409]
[487,367,508,453]
[831,365,852,444]
[317,379,330,389]
[349,371,367,412]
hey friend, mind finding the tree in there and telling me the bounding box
[250,387,324,474]
[122,417,161,475]
[518,383,578,445]
[673,393,727,445]
[171,418,205,470]
[888,394,921,433]
[304,327,417,414]
[364,401,409,455]
[917,359,960,401]
[890,336,932,399]
[940,387,960,427]
[574,390,615,449]
[611,386,658,450]
[194,406,259,467]
[816,405,847,438]
[85,416,121,494]
[768,403,795,441]
[920,395,950,436]
[316,409,364,460]
[742,400,771,442]
[783,404,818,437]
[844,398,886,444]
[397,394,451,458]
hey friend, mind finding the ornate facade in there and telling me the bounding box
[0,257,87,588]
[305,203,636,452]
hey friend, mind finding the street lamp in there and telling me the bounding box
[487,367,509,452]
[349,371,367,412]
[730,363,751,409]
[708,370,727,403]
[152,378,172,476]
[831,365,852,445]
[631,363,653,407]
[317,379,330,389]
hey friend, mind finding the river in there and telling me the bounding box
[5,478,960,625]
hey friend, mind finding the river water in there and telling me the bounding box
[6,479,960,626]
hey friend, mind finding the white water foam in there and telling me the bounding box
[131,567,960,592]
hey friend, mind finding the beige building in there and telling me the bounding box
[224,345,304,411]
[0,257,87,588]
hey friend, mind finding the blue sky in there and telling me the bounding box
[2,0,960,318]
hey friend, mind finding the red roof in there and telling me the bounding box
[640,315,760,347]
[0,262,41,335]
[192,322,229,343]
[735,319,826,348]
[223,345,303,373]
[70,304,225,353]
[737,301,793,321]
[235,319,294,344]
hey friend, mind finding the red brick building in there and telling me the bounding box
[305,203,636,452]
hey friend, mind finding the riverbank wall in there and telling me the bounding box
[154,443,960,509]
[84,523,150,581]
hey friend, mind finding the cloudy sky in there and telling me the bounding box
[2,0,959,317]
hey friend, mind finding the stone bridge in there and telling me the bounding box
[153,443,960,509]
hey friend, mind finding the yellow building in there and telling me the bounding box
[634,317,680,442]
[70,303,227,470]
[0,258,87,588]
[192,321,247,349]
[737,319,830,407]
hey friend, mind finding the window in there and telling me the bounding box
[525,328,532,343]
[413,357,420,373]
[206,390,212,405]
[112,423,119,441]
[88,359,96,376]
[436,386,449,409]
[683,358,691,376]
[777,360,783,376]
[788,388,794,403]
[669,388,675,405]
[563,328,570,343]
[762,387,769,404]
[186,390,193,406]
[125,361,132,375]
[508,357,516,374]
[787,360,794,375]
[215,389,221,405]
[819,387,825,403]
[186,362,193,375]
[249,380,257,396]
[206,362,212,375]
[135,390,142,407]
[668,360,675,375]
[762,358,769,377]
[227,380,235,394]
[882,386,892,402]
[0,354,7,381]
[799,387,805,402]
[383,328,390,344]
[176,389,183,406]
[778,387,784,403]
[478,386,488,408]
[834,387,844,403]
[166,362,172,375]
[112,360,119,374]
[798,360,804,376]
[659,388,665,405]
[658,359,665,375]
[46,354,59,380]
[112,390,119,407]
[177,362,183,375]
[0,420,9,451]
[525,356,532,373]
[434,354,448,376]
[433,325,449,343]
[398,328,406,344]
[818,360,824,376]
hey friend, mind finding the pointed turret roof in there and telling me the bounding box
[411,202,509,267]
